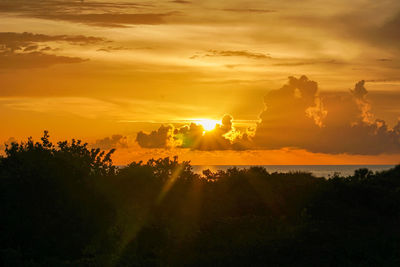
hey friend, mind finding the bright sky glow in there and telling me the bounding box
[193,119,220,132]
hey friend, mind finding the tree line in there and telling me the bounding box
[1,132,400,266]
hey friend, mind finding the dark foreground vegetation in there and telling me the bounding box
[1,132,400,266]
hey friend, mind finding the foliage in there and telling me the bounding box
[1,132,400,266]
[0,132,116,264]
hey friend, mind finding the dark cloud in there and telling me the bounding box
[97,46,131,52]
[0,32,103,69]
[136,125,173,148]
[23,45,39,52]
[351,80,368,99]
[92,135,128,149]
[374,12,400,47]
[284,6,400,51]
[336,10,400,51]
[192,50,271,60]
[0,32,104,51]
[170,0,191,4]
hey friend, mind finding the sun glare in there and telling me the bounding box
[194,119,220,132]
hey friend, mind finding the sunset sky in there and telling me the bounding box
[1,0,400,164]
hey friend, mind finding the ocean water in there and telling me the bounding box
[192,165,396,178]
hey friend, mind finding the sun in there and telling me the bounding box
[194,119,220,132]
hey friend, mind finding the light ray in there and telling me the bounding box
[157,165,184,204]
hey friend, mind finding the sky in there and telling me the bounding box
[1,0,400,165]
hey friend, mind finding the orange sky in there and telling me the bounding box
[1,0,400,165]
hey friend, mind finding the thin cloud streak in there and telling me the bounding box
[0,32,105,68]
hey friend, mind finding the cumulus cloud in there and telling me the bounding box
[254,76,400,154]
[135,75,400,155]
[92,135,129,150]
[136,115,252,150]
[136,125,174,148]
[254,75,324,149]
[174,114,234,150]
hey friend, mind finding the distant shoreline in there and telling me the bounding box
[191,165,395,177]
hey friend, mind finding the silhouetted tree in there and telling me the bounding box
[0,131,117,264]
[1,132,400,266]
